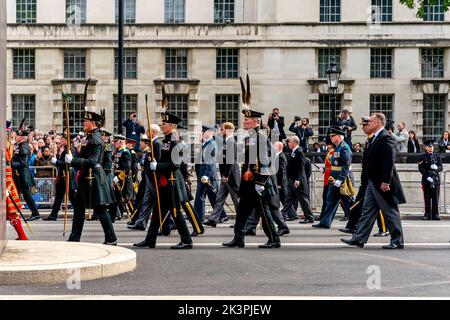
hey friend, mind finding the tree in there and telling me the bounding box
[400,0,450,18]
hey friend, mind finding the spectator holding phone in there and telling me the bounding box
[289,117,314,152]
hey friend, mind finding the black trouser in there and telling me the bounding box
[48,181,76,219]
[346,186,386,233]
[282,181,315,222]
[14,176,40,217]
[423,185,440,219]
[245,207,288,231]
[233,191,280,244]
[68,203,117,243]
[109,189,128,222]
[142,187,192,245]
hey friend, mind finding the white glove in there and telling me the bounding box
[333,180,343,188]
[51,157,57,165]
[255,184,265,195]
[430,164,438,170]
[6,190,10,197]
[137,163,141,171]
[201,176,209,183]
[427,177,434,183]
[113,176,120,185]
[65,154,73,164]
[150,161,157,171]
[319,167,325,174]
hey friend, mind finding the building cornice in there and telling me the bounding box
[411,79,450,85]
[51,78,98,86]
[154,79,200,86]
[307,79,355,86]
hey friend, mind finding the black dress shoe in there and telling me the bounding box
[339,217,349,221]
[126,221,134,226]
[103,241,118,246]
[382,243,404,249]
[127,225,145,231]
[43,216,57,221]
[258,242,281,249]
[422,216,431,220]
[244,229,256,236]
[219,216,229,223]
[373,232,389,237]
[222,240,245,248]
[133,241,155,248]
[312,224,329,229]
[287,216,298,221]
[299,220,314,224]
[28,215,41,221]
[339,228,355,234]
[204,220,217,227]
[433,217,441,221]
[191,230,204,237]
[341,239,364,248]
[277,228,290,236]
[170,242,193,249]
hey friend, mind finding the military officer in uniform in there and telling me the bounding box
[109,134,134,222]
[419,140,443,220]
[45,133,77,221]
[133,113,193,249]
[313,127,352,229]
[12,123,40,221]
[222,108,281,249]
[65,110,117,245]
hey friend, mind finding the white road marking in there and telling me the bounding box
[118,242,450,247]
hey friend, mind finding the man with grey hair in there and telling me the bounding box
[282,136,315,224]
[342,113,406,249]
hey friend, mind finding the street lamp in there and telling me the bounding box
[326,57,341,124]
[326,57,341,95]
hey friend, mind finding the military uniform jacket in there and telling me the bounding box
[70,128,115,208]
[130,149,140,182]
[55,147,77,191]
[418,152,443,186]
[113,146,134,200]
[329,141,352,182]
[102,143,114,176]
[12,141,35,188]
[195,139,218,181]
[240,127,279,209]
[157,132,190,204]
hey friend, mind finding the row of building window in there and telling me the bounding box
[12,48,446,80]
[15,0,447,24]
[10,93,446,141]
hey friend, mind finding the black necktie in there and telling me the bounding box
[366,136,374,150]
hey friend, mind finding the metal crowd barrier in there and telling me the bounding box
[20,166,57,207]
[309,168,450,215]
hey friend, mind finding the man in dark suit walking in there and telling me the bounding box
[342,113,406,249]
[204,122,240,227]
[282,136,315,224]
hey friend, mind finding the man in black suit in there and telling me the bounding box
[281,136,315,224]
[267,108,286,142]
[274,141,288,206]
[342,113,406,249]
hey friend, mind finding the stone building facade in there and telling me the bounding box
[5,0,450,143]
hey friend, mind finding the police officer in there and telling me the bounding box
[65,110,117,245]
[109,134,134,222]
[313,127,352,229]
[222,108,281,249]
[12,123,40,221]
[419,140,443,220]
[133,113,193,249]
[45,133,77,221]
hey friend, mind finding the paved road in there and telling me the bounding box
[2,218,450,297]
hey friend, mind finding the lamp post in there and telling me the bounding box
[325,57,341,122]
[117,0,124,134]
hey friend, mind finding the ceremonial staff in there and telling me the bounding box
[145,92,163,232]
